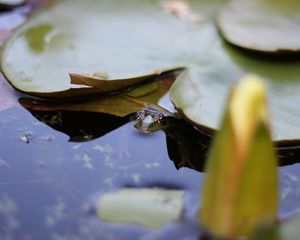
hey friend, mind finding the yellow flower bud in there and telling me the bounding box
[200,75,278,237]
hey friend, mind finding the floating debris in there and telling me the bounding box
[19,132,32,144]
[160,0,203,24]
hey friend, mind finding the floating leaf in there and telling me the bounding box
[19,76,176,117]
[20,94,145,117]
[97,188,184,228]
[200,76,278,237]
[69,71,172,95]
[0,0,222,98]
[3,0,300,142]
[170,23,300,142]
[217,0,300,53]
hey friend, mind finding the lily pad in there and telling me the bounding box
[3,0,300,142]
[0,0,222,98]
[19,76,176,117]
[217,0,300,53]
[170,24,300,141]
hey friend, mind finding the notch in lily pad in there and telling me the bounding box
[200,75,278,237]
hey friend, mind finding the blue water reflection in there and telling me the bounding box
[0,107,203,239]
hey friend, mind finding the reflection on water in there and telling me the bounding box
[0,194,20,240]
[0,1,299,239]
[0,107,203,239]
[0,106,300,239]
[280,166,300,218]
[25,109,300,171]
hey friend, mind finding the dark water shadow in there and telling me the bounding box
[222,37,300,60]
[26,110,130,142]
[23,109,300,172]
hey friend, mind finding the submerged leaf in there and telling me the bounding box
[200,76,278,237]
[97,188,184,228]
[280,214,300,240]
[217,0,300,53]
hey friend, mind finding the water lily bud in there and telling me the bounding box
[200,75,278,237]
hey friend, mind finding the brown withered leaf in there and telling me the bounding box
[20,76,176,117]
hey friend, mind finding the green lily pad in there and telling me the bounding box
[280,214,300,240]
[217,0,300,53]
[170,23,300,142]
[97,188,184,228]
[4,0,300,141]
[0,0,223,98]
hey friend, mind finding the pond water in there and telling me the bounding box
[0,2,300,240]
[0,99,300,240]
[0,105,203,240]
